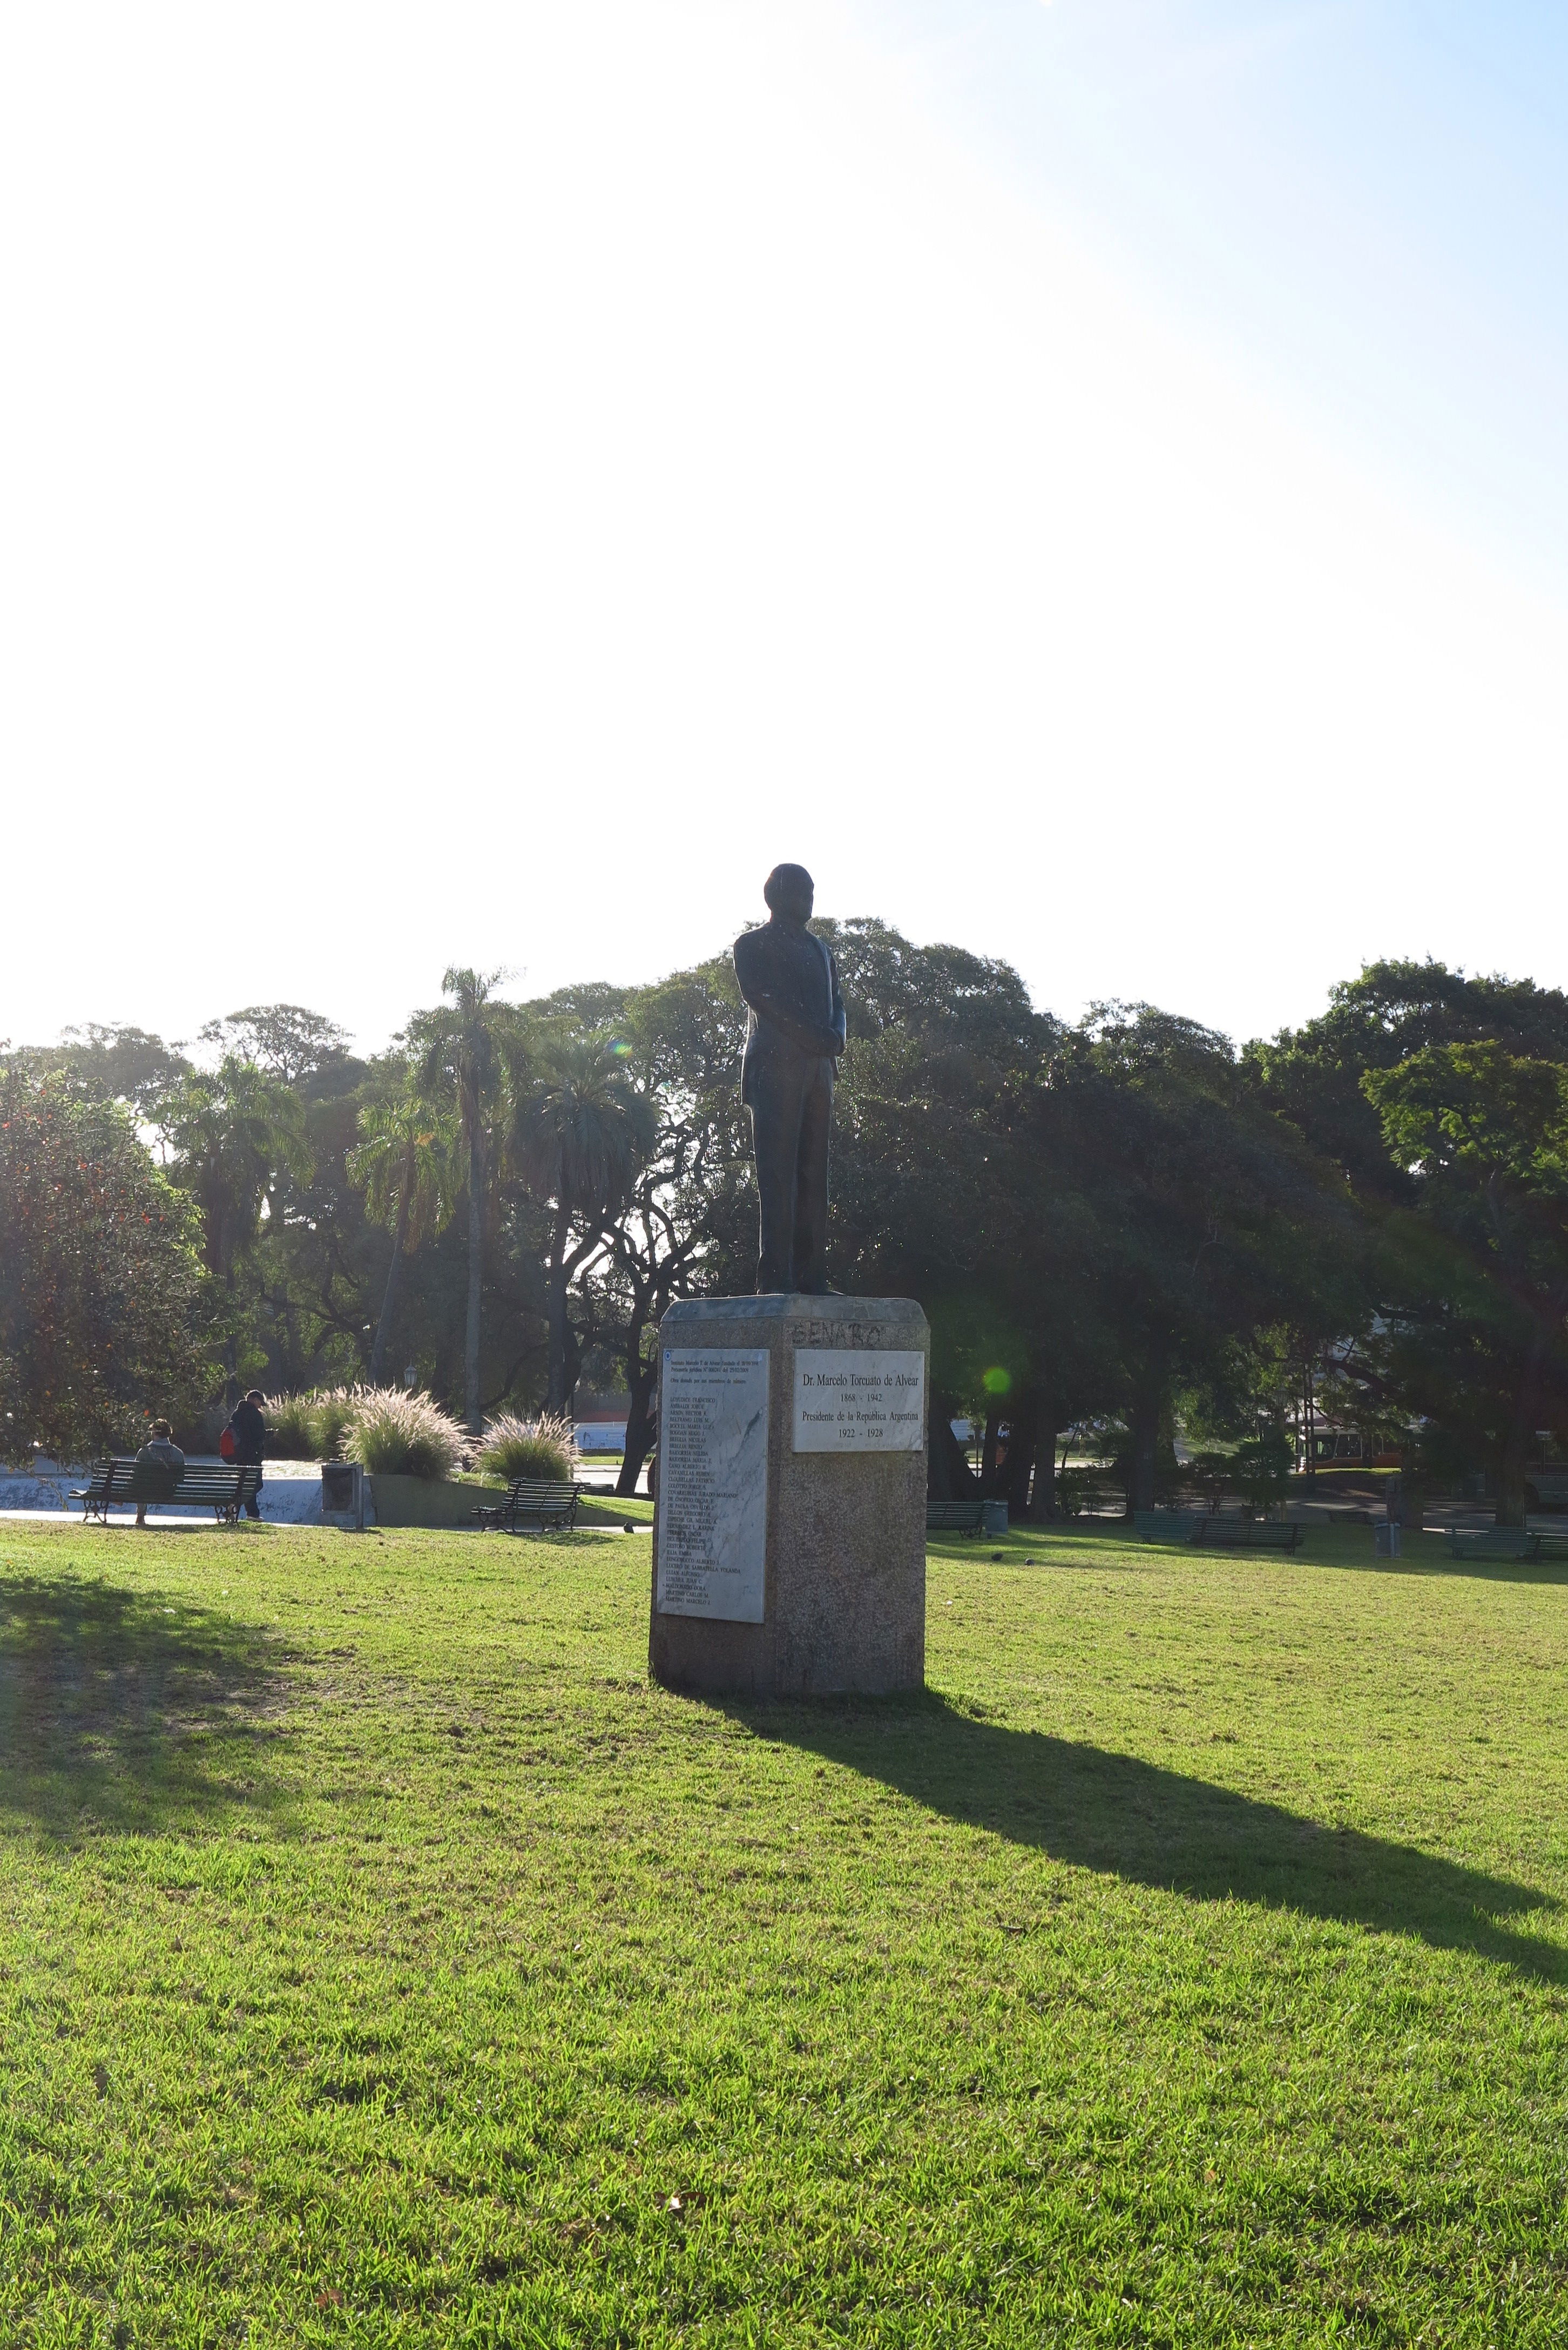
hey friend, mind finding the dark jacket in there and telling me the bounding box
[229,1399,266,1464]
[734,921,846,1108]
[135,1437,185,1472]
[133,1437,185,1493]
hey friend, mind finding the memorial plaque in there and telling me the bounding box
[650,1295,929,1696]
[654,1348,769,1622]
[793,1349,925,1452]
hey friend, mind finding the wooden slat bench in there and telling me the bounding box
[1134,1510,1203,1544]
[926,1500,986,1535]
[72,1460,263,1524]
[1448,1528,1568,1563]
[1197,1515,1304,1553]
[472,1478,580,1534]
[1136,1509,1304,1553]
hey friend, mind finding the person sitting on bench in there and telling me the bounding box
[133,1420,185,1527]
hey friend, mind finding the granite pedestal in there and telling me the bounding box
[648,1294,929,1697]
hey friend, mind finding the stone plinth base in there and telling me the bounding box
[649,1294,928,1698]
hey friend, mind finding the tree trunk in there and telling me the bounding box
[562,1313,583,1420]
[1496,1437,1530,1529]
[927,1396,978,1502]
[367,1144,415,1388]
[1001,1392,1039,1515]
[616,1285,659,1497]
[1025,1401,1065,1523]
[1127,1374,1163,1516]
[464,1122,484,1434]
[1397,1438,1428,1543]
[617,1361,658,1497]
[979,1409,1002,1496]
[545,1212,571,1416]
[1496,1339,1547,1527]
[222,1231,239,1409]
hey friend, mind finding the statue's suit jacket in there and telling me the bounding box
[734,923,845,1107]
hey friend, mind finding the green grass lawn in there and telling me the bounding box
[1,1516,1565,2346]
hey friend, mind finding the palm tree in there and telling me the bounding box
[159,1055,313,1403]
[513,1036,657,1414]
[348,1090,459,1386]
[414,969,518,1433]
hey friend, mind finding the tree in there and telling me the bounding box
[1255,961,1568,1515]
[0,1071,214,1456]
[1251,960,1568,1200]
[1363,1043,1568,1525]
[596,962,751,1492]
[198,1004,350,1086]
[805,927,1063,1505]
[414,969,520,1433]
[513,1034,657,1414]
[1024,1007,1368,1514]
[3,1024,191,1117]
[1228,1425,1296,1520]
[247,1045,381,1390]
[158,1056,313,1402]
[349,1089,460,1387]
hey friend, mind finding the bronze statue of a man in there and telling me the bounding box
[734,864,847,1294]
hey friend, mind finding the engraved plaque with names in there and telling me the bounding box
[654,1348,769,1622]
[793,1349,926,1452]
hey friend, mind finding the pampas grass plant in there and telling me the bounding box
[262,1392,324,1460]
[311,1386,363,1462]
[340,1387,467,1481]
[475,1410,579,1484]
[261,1386,371,1461]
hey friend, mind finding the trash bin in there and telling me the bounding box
[321,1462,354,1513]
[321,1462,364,1527]
[981,1498,1008,1537]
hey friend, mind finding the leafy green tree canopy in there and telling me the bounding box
[0,1073,214,1457]
[198,1004,350,1086]
[1362,1041,1568,1522]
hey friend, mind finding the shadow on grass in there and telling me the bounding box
[1316,1549,1568,1589]
[0,1570,296,1839]
[728,1692,1562,1978]
[949,1526,1568,1590]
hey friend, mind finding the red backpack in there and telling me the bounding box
[218,1422,238,1462]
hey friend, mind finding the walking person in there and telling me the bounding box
[133,1420,185,1528]
[227,1388,267,1520]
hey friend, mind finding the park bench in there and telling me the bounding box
[926,1500,986,1535]
[72,1459,262,1524]
[472,1478,580,1534]
[1135,1508,1304,1553]
[1195,1515,1304,1553]
[1134,1509,1202,1544]
[1448,1527,1568,1564]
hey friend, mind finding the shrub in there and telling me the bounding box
[1229,1428,1294,1520]
[341,1388,467,1481]
[262,1391,324,1459]
[260,1386,366,1461]
[311,1386,362,1461]
[1184,1448,1236,1514]
[475,1411,579,1483]
[1057,1464,1121,1519]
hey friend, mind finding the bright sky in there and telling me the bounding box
[3,2,1565,1058]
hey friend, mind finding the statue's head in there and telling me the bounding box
[763,863,814,926]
